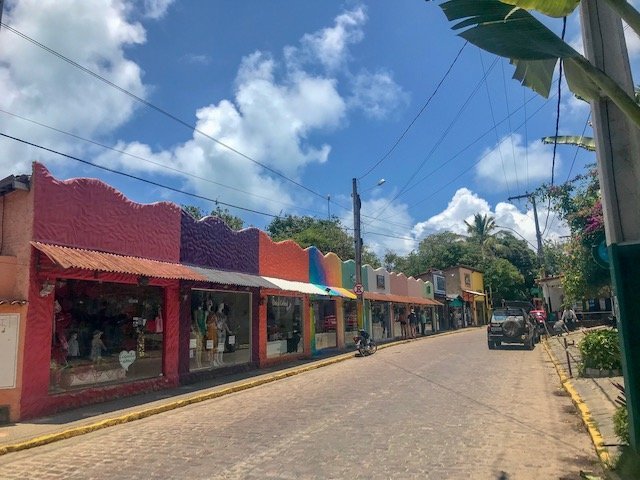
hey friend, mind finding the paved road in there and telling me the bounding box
[0,329,602,479]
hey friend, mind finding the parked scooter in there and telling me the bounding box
[354,329,377,356]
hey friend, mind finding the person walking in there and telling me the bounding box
[408,307,418,338]
[561,306,577,331]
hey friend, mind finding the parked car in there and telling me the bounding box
[487,307,538,350]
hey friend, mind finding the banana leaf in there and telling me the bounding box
[511,58,557,97]
[541,136,596,151]
[500,0,580,18]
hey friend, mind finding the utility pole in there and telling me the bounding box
[581,0,640,452]
[352,178,363,329]
[327,195,331,220]
[508,192,545,275]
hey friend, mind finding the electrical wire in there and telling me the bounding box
[0,108,330,219]
[0,22,328,202]
[0,132,280,218]
[501,59,520,192]
[480,51,511,198]
[369,56,499,222]
[542,17,567,236]
[359,41,468,180]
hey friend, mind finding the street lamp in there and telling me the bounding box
[352,177,385,329]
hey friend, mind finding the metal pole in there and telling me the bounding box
[352,178,363,329]
[327,195,330,220]
[564,337,572,378]
[530,196,545,274]
[581,0,640,452]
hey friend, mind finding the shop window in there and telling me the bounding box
[266,296,303,358]
[426,284,432,295]
[312,298,337,350]
[464,273,471,287]
[376,274,385,289]
[190,289,251,371]
[435,276,446,293]
[50,279,163,392]
[343,300,358,345]
[371,302,390,341]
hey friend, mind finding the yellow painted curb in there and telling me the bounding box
[0,327,475,456]
[542,339,612,468]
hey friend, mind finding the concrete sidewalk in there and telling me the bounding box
[0,327,477,455]
[543,327,625,468]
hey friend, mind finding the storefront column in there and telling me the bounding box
[257,293,268,366]
[162,281,180,383]
[335,297,345,349]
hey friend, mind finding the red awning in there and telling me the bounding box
[32,242,206,281]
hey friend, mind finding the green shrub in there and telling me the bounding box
[613,406,630,445]
[578,329,622,371]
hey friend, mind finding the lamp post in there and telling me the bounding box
[352,178,385,330]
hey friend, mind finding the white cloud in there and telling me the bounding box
[475,134,560,191]
[0,0,146,175]
[338,194,418,257]
[298,6,367,71]
[348,69,409,120]
[413,187,568,249]
[143,0,174,19]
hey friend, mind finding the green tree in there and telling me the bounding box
[266,215,381,267]
[464,213,497,259]
[542,239,566,276]
[543,168,610,301]
[182,204,245,230]
[481,257,527,304]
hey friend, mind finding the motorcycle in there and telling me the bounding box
[354,330,377,356]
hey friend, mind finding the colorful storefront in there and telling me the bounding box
[0,163,441,421]
[1,163,199,420]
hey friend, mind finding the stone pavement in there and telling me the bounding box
[544,326,625,465]
[0,330,448,454]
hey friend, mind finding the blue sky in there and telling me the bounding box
[2,0,630,257]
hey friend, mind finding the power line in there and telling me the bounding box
[0,108,330,219]
[1,22,328,202]
[381,91,555,216]
[1,131,415,245]
[542,17,567,236]
[358,41,468,180]
[0,132,280,219]
[480,51,511,198]
[500,59,520,192]
[370,56,499,222]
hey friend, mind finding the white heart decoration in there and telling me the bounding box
[119,350,136,371]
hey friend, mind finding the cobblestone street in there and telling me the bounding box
[0,329,603,479]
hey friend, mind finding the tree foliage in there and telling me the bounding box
[266,215,381,267]
[542,167,610,301]
[182,204,245,230]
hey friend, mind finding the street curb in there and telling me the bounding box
[542,338,613,470]
[0,327,476,456]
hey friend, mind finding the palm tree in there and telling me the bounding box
[464,213,497,259]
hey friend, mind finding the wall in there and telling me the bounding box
[0,184,34,422]
[366,266,390,294]
[258,231,308,281]
[342,260,369,290]
[181,212,259,273]
[389,272,409,296]
[308,247,344,285]
[407,277,424,298]
[32,163,181,262]
[20,164,184,419]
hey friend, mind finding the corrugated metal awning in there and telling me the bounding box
[261,277,327,295]
[364,291,442,306]
[463,289,486,297]
[332,287,357,299]
[190,266,280,289]
[32,242,206,281]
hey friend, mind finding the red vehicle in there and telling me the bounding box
[529,310,548,333]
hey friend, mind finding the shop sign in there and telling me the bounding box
[118,350,136,371]
[270,296,293,309]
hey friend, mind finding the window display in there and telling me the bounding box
[190,289,251,371]
[371,302,390,340]
[343,300,358,346]
[312,298,336,350]
[266,296,303,358]
[49,279,164,392]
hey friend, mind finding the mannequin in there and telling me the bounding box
[206,301,218,365]
[192,301,206,366]
[215,303,231,366]
[67,332,79,357]
[91,330,106,363]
